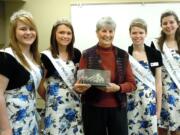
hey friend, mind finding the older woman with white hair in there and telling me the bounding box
[74,16,136,135]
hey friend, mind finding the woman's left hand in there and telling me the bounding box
[97,83,120,93]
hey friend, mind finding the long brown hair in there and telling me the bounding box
[50,20,75,59]
[9,10,40,69]
[158,10,180,54]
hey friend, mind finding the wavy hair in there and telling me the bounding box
[96,16,116,32]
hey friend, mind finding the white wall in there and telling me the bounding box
[71,3,180,51]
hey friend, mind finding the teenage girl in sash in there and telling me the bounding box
[38,20,83,135]
[151,10,180,135]
[127,18,163,135]
[0,10,42,135]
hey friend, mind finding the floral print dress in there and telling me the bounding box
[127,61,157,135]
[43,60,83,135]
[0,48,42,135]
[158,49,180,131]
[5,75,40,135]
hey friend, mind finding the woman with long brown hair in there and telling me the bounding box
[152,10,180,135]
[38,19,83,135]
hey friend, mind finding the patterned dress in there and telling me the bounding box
[158,49,180,131]
[41,54,83,135]
[0,49,42,135]
[5,75,40,135]
[127,61,157,135]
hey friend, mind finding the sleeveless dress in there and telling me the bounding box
[158,49,180,131]
[127,61,157,135]
[41,53,84,135]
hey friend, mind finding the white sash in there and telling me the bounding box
[162,43,180,89]
[129,55,155,90]
[23,55,42,90]
[0,47,14,56]
[41,50,79,97]
[0,47,42,90]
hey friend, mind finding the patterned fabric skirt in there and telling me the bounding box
[43,77,84,135]
[158,50,180,131]
[158,67,180,131]
[127,62,157,135]
[5,78,39,135]
[127,80,157,135]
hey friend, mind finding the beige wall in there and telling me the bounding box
[5,0,72,51]
[0,2,5,48]
[4,0,180,51]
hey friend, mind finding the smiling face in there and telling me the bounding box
[55,24,73,48]
[96,26,115,48]
[161,15,179,37]
[130,26,147,47]
[15,20,36,47]
[96,17,116,48]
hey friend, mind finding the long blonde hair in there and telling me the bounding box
[9,10,40,69]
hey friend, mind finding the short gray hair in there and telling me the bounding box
[96,16,116,32]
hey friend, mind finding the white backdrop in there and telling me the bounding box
[71,3,180,52]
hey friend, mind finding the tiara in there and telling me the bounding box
[53,18,71,26]
[10,10,33,22]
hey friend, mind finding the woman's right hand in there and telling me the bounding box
[74,80,91,93]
